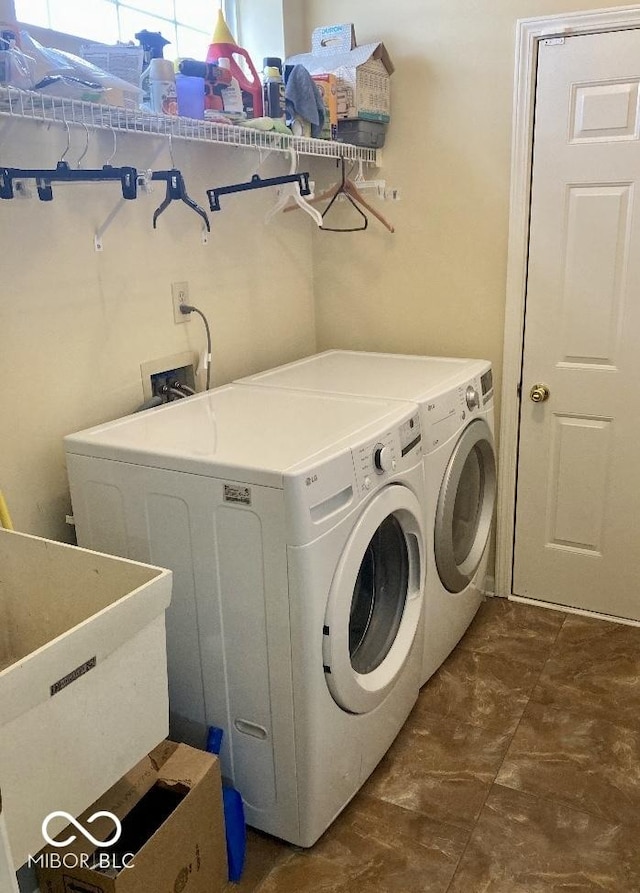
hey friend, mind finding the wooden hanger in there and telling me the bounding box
[284,159,395,233]
[343,178,395,233]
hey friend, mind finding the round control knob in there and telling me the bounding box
[466,386,480,411]
[373,444,393,473]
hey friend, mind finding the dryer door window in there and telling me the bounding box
[323,485,425,715]
[349,514,409,675]
[435,418,496,594]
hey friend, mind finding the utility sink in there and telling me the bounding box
[0,528,172,870]
[1,795,18,892]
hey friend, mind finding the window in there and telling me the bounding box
[14,0,237,62]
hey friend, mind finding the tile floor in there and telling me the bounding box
[227,597,640,892]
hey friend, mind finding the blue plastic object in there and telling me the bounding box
[176,72,205,119]
[206,726,247,883]
[206,725,224,755]
[223,784,247,882]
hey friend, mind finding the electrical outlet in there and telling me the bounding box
[172,281,190,324]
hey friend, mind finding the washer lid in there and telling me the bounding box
[323,484,424,715]
[237,350,490,401]
[64,385,416,488]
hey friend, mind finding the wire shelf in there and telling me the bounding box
[0,86,381,165]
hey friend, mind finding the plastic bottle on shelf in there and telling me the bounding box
[205,8,263,118]
[136,30,171,112]
[216,58,245,121]
[149,58,178,115]
[262,57,285,121]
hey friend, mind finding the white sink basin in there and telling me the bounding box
[0,796,18,892]
[0,528,172,870]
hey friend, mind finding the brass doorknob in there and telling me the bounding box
[529,384,550,403]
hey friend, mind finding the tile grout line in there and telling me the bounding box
[443,611,570,892]
[487,610,569,775]
[441,687,537,888]
[490,774,635,830]
[489,609,640,842]
[524,615,640,734]
[526,691,640,734]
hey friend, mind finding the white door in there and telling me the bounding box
[514,29,640,620]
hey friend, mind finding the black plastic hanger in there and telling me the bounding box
[319,158,368,232]
[151,169,211,230]
[207,172,311,211]
[0,160,138,201]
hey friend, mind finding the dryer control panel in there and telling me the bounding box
[352,412,422,496]
[423,376,488,453]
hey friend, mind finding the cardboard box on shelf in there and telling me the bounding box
[312,73,338,140]
[287,22,393,123]
[80,42,144,109]
[36,742,227,893]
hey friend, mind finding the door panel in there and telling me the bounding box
[514,29,640,619]
[571,80,640,142]
[547,415,612,552]
[562,185,631,365]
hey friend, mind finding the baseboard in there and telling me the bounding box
[508,593,640,628]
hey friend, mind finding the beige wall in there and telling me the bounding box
[1,0,631,544]
[0,123,315,540]
[302,0,629,402]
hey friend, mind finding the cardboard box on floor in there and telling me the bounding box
[287,22,394,123]
[36,742,227,893]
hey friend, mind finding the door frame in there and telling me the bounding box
[496,4,640,599]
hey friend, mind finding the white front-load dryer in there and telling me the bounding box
[64,385,426,847]
[236,351,497,684]
[420,368,496,679]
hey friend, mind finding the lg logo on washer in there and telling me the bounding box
[28,810,135,872]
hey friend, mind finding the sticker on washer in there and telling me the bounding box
[224,484,252,505]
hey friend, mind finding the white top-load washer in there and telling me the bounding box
[64,384,426,847]
[237,351,497,684]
